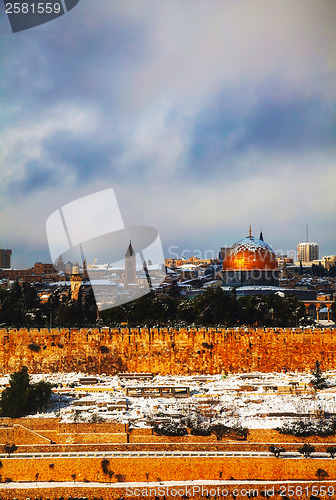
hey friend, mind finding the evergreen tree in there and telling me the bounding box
[0,367,51,418]
[310,360,328,390]
[75,286,83,327]
[84,287,98,325]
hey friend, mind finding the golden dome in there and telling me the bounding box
[223,231,278,271]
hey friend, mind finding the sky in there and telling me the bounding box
[0,0,335,268]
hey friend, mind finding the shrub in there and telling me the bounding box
[190,424,212,436]
[115,474,126,482]
[101,458,110,474]
[230,423,249,440]
[278,418,336,437]
[211,423,230,441]
[298,443,315,458]
[316,468,329,480]
[28,343,41,352]
[269,445,286,458]
[153,420,188,436]
[3,443,18,457]
[326,445,336,458]
[201,342,213,349]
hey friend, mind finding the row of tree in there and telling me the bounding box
[102,287,329,327]
[1,282,335,328]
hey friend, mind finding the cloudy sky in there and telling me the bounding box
[0,0,335,267]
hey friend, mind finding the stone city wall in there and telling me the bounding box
[2,420,336,449]
[0,456,335,483]
[0,327,336,374]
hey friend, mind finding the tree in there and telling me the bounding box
[211,423,229,441]
[269,445,285,458]
[101,459,110,474]
[298,443,315,458]
[316,468,329,480]
[84,287,98,324]
[0,367,51,418]
[326,446,336,458]
[3,443,18,458]
[310,360,328,390]
[230,423,249,440]
[75,286,83,327]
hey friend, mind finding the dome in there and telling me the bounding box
[223,231,278,271]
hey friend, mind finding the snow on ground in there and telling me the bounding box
[1,370,336,429]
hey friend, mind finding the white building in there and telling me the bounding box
[297,242,319,263]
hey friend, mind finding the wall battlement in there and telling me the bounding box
[0,327,335,374]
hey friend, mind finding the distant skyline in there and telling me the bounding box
[0,0,335,268]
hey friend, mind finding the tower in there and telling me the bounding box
[0,249,12,268]
[125,241,136,286]
[70,263,82,301]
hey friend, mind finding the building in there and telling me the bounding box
[222,226,279,286]
[70,263,82,301]
[312,255,336,270]
[125,241,136,286]
[32,262,56,275]
[165,256,212,268]
[0,249,12,269]
[297,242,319,263]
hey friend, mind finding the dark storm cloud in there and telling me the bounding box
[189,92,336,175]
[0,1,148,117]
[42,133,124,181]
[240,97,335,152]
[9,163,58,196]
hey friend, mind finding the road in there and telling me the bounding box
[0,450,332,459]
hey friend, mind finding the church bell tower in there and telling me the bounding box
[125,241,136,286]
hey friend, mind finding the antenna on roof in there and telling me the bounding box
[306,224,308,242]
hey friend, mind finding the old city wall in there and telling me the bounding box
[0,327,336,375]
[2,420,336,449]
[0,456,336,483]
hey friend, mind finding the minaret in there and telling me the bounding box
[125,241,136,286]
[70,264,82,301]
